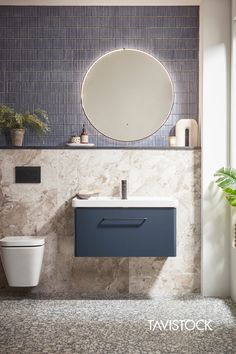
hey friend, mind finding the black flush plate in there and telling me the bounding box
[15,166,41,183]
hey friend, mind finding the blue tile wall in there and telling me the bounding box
[0,6,199,147]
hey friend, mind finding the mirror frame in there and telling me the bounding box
[81,48,174,142]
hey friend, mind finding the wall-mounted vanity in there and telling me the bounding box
[72,196,178,257]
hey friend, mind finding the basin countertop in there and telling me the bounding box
[72,196,178,208]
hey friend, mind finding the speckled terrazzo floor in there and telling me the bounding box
[0,295,236,354]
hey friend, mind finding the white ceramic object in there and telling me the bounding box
[70,136,81,143]
[175,119,198,147]
[72,196,178,208]
[77,189,99,199]
[66,143,95,147]
[0,236,45,287]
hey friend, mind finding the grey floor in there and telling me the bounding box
[0,295,236,354]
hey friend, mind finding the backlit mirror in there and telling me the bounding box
[81,49,173,142]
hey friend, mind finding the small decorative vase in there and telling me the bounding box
[10,128,25,146]
[175,119,198,147]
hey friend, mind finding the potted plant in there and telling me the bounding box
[214,167,236,206]
[0,105,50,146]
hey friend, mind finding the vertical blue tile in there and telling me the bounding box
[0,5,199,147]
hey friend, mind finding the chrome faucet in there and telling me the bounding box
[121,180,127,199]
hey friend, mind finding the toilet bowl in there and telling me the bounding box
[0,236,45,287]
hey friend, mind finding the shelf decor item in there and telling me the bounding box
[10,128,25,147]
[70,136,81,144]
[0,105,50,146]
[168,135,176,147]
[175,119,198,147]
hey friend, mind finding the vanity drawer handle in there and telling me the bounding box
[99,217,147,227]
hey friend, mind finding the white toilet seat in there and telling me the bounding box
[0,236,45,287]
[0,236,45,247]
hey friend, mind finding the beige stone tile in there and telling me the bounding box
[0,149,201,296]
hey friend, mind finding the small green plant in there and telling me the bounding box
[0,104,50,135]
[214,167,236,207]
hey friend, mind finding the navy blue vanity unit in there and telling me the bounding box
[73,197,177,257]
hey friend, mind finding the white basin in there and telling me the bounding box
[72,196,178,208]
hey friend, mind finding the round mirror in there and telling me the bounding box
[81,49,173,142]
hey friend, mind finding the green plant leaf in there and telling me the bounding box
[0,105,17,130]
[214,167,236,190]
[226,195,236,207]
[214,167,236,207]
[224,188,236,195]
[0,104,50,135]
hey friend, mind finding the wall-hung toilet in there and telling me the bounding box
[0,236,45,287]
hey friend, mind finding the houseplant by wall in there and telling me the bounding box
[215,167,236,300]
[214,167,236,206]
[0,105,50,146]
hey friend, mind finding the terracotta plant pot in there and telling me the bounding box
[10,128,25,146]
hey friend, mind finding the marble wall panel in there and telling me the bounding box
[0,149,200,297]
